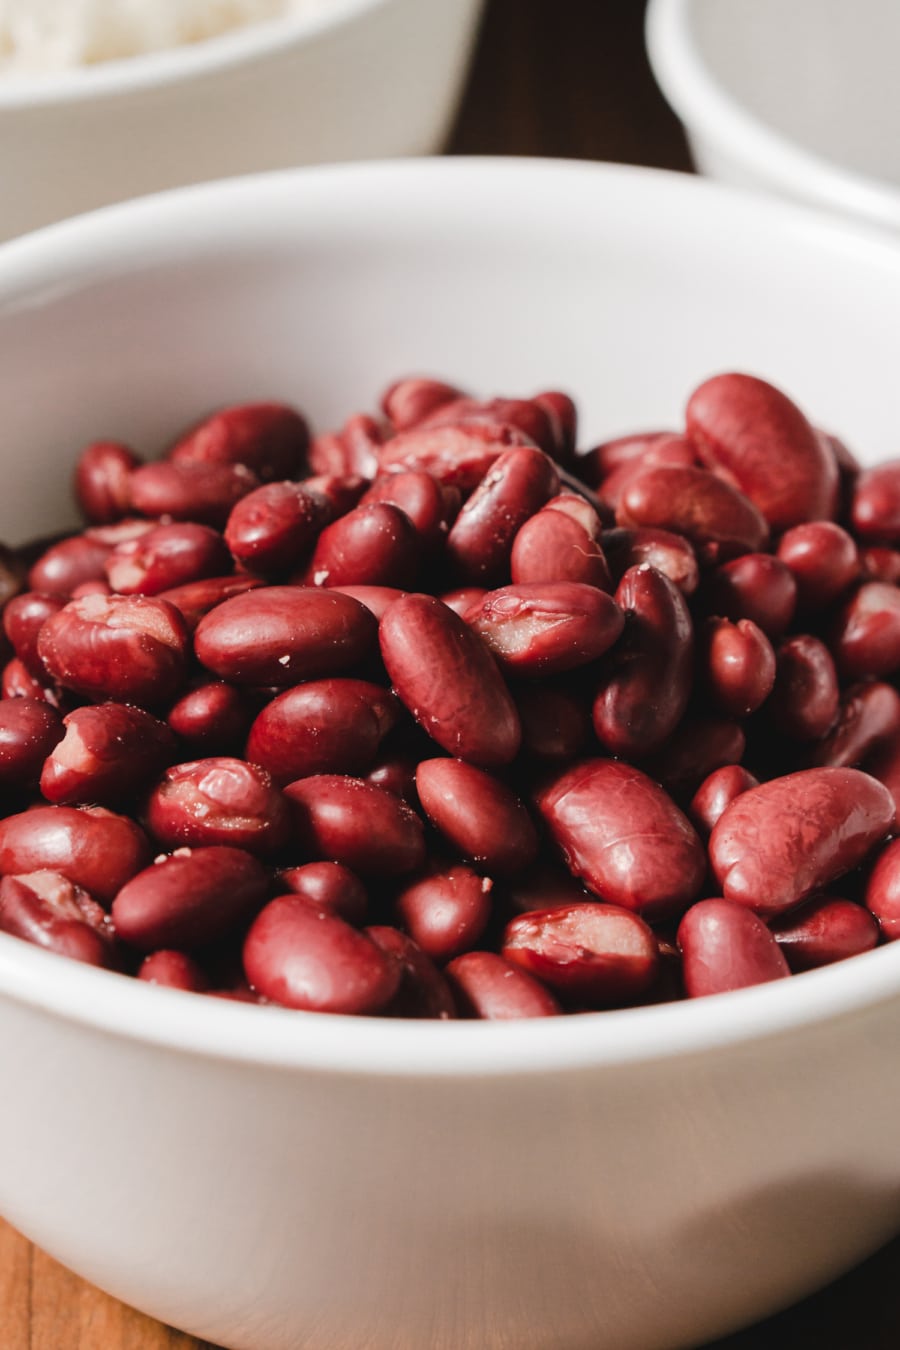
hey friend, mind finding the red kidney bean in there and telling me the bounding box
[645,716,746,797]
[0,805,150,904]
[83,518,158,548]
[129,460,259,528]
[503,861,592,914]
[224,481,329,576]
[379,593,521,767]
[3,592,66,673]
[678,898,790,997]
[195,586,377,686]
[594,434,699,511]
[367,925,456,1018]
[0,545,24,611]
[510,503,611,590]
[166,680,248,753]
[380,377,466,431]
[394,863,493,963]
[243,895,400,1014]
[0,871,115,968]
[809,682,900,769]
[863,732,900,829]
[439,586,487,618]
[770,896,879,971]
[533,391,578,464]
[851,462,900,543]
[361,472,455,550]
[365,752,419,804]
[703,617,776,718]
[330,585,408,620]
[689,764,760,838]
[155,575,263,631]
[860,546,900,585]
[0,698,64,786]
[865,838,900,939]
[618,464,769,562]
[543,492,604,533]
[112,846,268,951]
[535,758,706,919]
[1,658,66,709]
[445,447,559,583]
[703,553,797,640]
[601,526,699,595]
[502,902,659,1005]
[38,593,189,706]
[709,767,894,918]
[465,582,624,677]
[276,862,368,926]
[104,521,230,596]
[28,534,112,596]
[576,430,679,487]
[146,758,290,856]
[776,522,859,612]
[686,373,839,528]
[377,421,536,492]
[305,502,419,589]
[445,950,561,1018]
[301,474,368,518]
[513,681,592,761]
[768,635,840,742]
[593,564,693,757]
[417,395,559,459]
[74,441,140,525]
[285,775,425,876]
[168,402,309,482]
[415,758,538,878]
[138,949,210,992]
[309,414,383,480]
[245,679,399,785]
[40,703,175,805]
[832,583,900,680]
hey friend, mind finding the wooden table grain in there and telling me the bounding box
[4,2,900,1347]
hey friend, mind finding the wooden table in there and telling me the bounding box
[5,2,900,1347]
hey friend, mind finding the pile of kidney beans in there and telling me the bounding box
[2,370,900,1018]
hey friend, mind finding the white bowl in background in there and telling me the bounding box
[646,0,900,233]
[2,159,900,1350]
[0,0,484,242]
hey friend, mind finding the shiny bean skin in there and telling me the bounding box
[394,864,493,963]
[678,899,790,998]
[513,682,592,761]
[308,414,383,480]
[74,441,141,525]
[776,522,859,612]
[112,846,268,951]
[28,534,111,596]
[367,925,457,1018]
[465,582,624,676]
[37,593,190,706]
[166,680,249,753]
[0,698,64,786]
[768,636,840,742]
[415,758,538,878]
[0,805,151,904]
[40,703,175,805]
[645,716,746,798]
[535,758,706,919]
[379,594,521,768]
[863,732,900,829]
[138,950,210,992]
[502,902,659,1005]
[770,896,879,971]
[703,618,776,718]
[865,838,900,939]
[689,764,760,838]
[703,553,797,640]
[243,895,401,1014]
[686,373,839,528]
[709,768,894,918]
[224,481,329,576]
[1,658,66,709]
[595,435,698,510]
[276,862,368,926]
[510,505,611,590]
[146,758,291,856]
[601,526,699,595]
[380,377,465,431]
[331,585,408,621]
[194,586,377,686]
[104,522,230,596]
[376,421,537,492]
[445,950,561,1018]
[809,682,900,769]
[3,592,66,673]
[154,575,263,631]
[446,447,559,583]
[285,775,426,876]
[860,547,900,585]
[618,465,769,562]
[576,430,680,488]
[168,402,309,482]
[593,564,693,757]
[305,502,420,589]
[534,391,578,464]
[129,460,259,528]
[245,679,399,786]
[0,871,115,968]
[437,586,487,619]
[301,474,368,519]
[361,471,456,550]
[851,462,900,543]
[417,396,559,459]
[365,753,419,805]
[832,583,900,680]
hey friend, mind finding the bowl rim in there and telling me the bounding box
[645,0,900,232]
[0,0,389,107]
[2,154,900,1078]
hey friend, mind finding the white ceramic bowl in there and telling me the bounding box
[2,159,900,1350]
[0,0,484,243]
[646,0,900,233]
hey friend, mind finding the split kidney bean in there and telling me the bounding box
[851,462,900,543]
[377,421,536,492]
[535,758,706,920]
[0,805,151,904]
[129,460,259,527]
[276,862,368,925]
[446,950,561,1018]
[285,775,425,876]
[770,895,879,972]
[145,758,290,857]
[3,592,66,673]
[0,871,115,968]
[74,441,141,525]
[809,682,900,769]
[768,635,840,742]
[305,502,420,589]
[415,758,538,878]
[379,594,521,768]
[702,617,776,718]
[510,502,611,590]
[703,553,797,640]
[690,764,760,838]
[28,533,112,596]
[361,471,456,551]
[225,481,329,576]
[709,768,894,918]
[865,839,900,939]
[40,703,175,805]
[502,902,659,1005]
[112,846,268,951]
[138,950,210,992]
[0,698,63,786]
[617,464,769,562]
[601,526,699,596]
[394,863,493,963]
[380,377,465,431]
[678,899,791,998]
[195,586,377,686]
[245,679,399,785]
[686,373,839,528]
[104,522,230,596]
[831,582,900,680]
[445,447,559,584]
[166,680,249,753]
[464,582,624,677]
[368,926,457,1019]
[776,522,859,612]
[168,402,309,482]
[243,895,401,1014]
